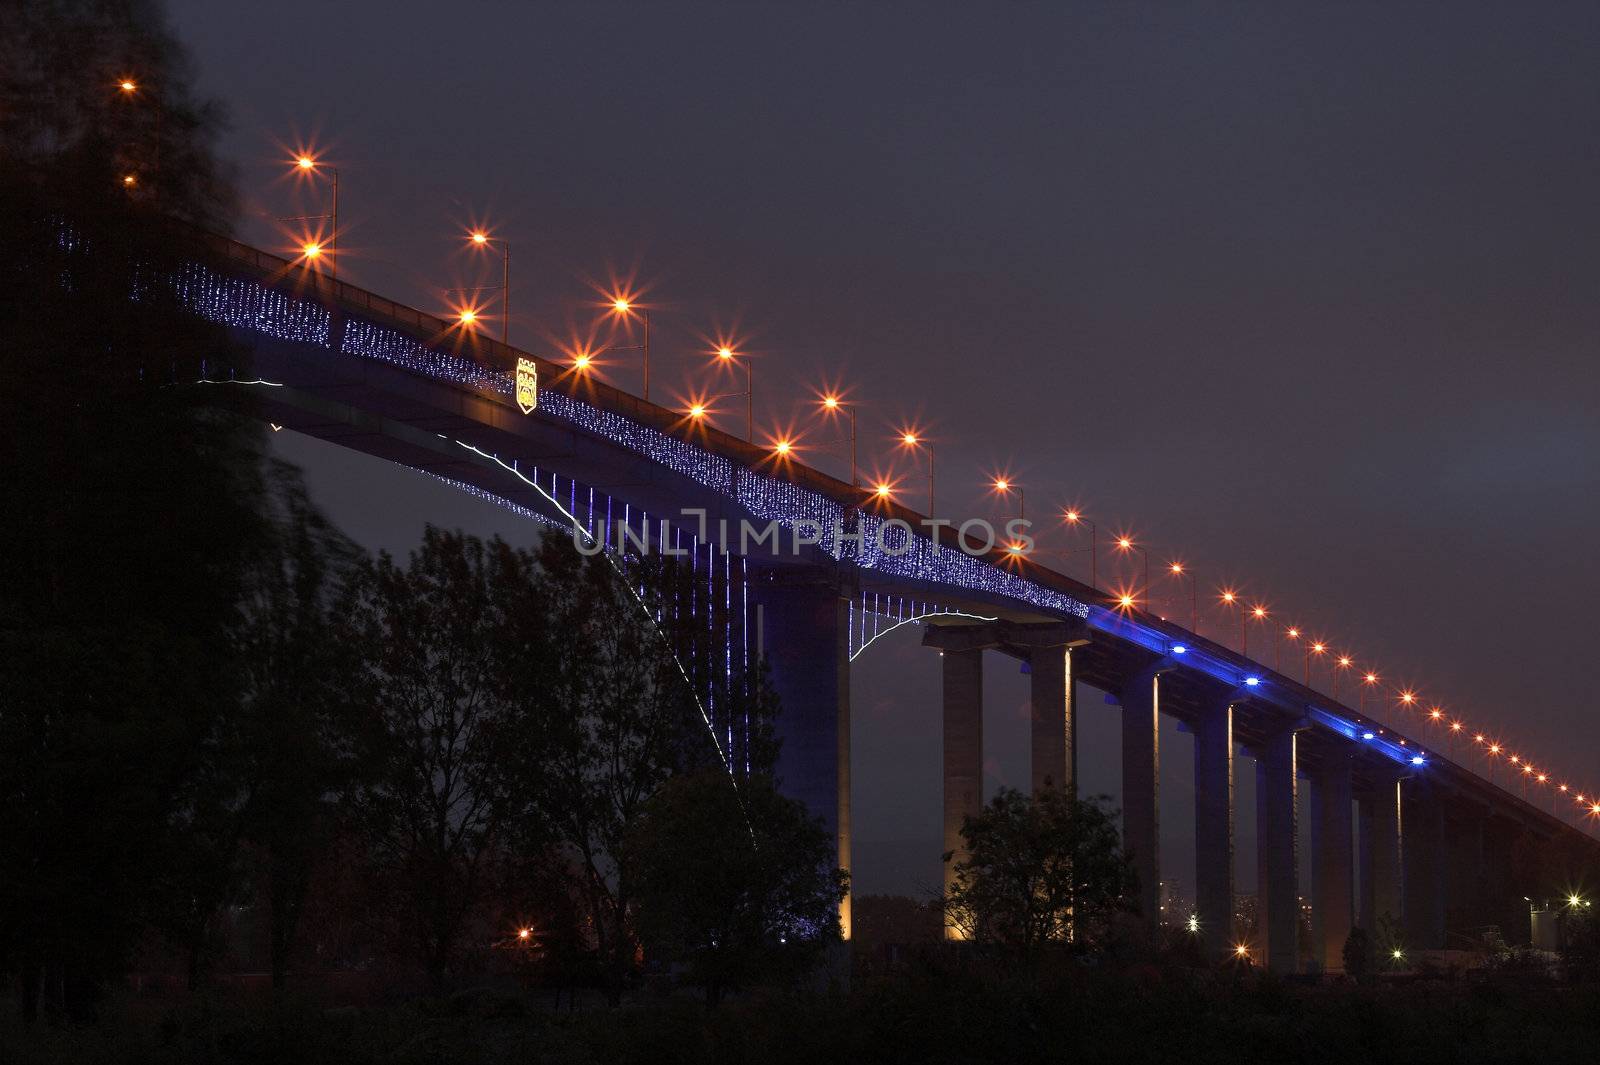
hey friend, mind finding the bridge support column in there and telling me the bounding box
[754,576,851,937]
[1193,699,1235,959]
[1358,776,1403,935]
[942,647,984,938]
[1029,645,1076,795]
[1121,673,1161,930]
[1403,780,1447,950]
[1256,727,1299,970]
[1311,755,1355,972]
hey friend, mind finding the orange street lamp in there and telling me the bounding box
[816,394,858,487]
[713,345,753,441]
[1111,534,1148,609]
[464,229,512,345]
[115,75,171,202]
[606,296,651,400]
[898,430,934,514]
[1218,589,1244,654]
[284,153,340,280]
[991,477,1025,522]
[1278,626,1300,674]
[1360,671,1379,714]
[1167,561,1198,634]
[1244,603,1270,662]
[1305,640,1326,687]
[1333,654,1353,700]
[1062,509,1099,589]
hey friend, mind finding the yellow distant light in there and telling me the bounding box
[612,297,631,312]
[902,433,918,445]
[1234,944,1249,957]
[689,404,707,418]
[874,483,892,498]
[994,479,1010,492]
[717,346,734,360]
[458,308,478,325]
[296,155,316,170]
[822,395,840,409]
[773,440,792,456]
[471,231,489,244]
[1063,509,1081,523]
[573,353,592,370]
[302,242,322,259]
[122,174,137,186]
[119,79,138,93]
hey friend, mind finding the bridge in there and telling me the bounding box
[169,227,1597,972]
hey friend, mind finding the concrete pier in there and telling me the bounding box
[1121,673,1161,929]
[754,575,852,937]
[1311,755,1355,971]
[1256,727,1299,971]
[1194,699,1236,958]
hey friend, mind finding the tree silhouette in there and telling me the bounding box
[943,787,1136,958]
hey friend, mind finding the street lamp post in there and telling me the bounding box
[1062,510,1098,589]
[1167,561,1198,634]
[818,395,857,487]
[1113,535,1149,609]
[608,299,651,401]
[715,346,753,440]
[1246,604,1270,661]
[287,154,340,280]
[1219,590,1243,654]
[467,230,512,346]
[992,479,1024,522]
[116,76,162,200]
[1305,640,1326,687]
[898,432,934,514]
[1278,626,1300,674]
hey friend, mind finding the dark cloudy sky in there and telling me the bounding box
[170,0,1600,896]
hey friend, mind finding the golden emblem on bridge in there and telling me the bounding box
[515,357,538,414]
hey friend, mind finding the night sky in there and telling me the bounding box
[170,1,1600,898]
